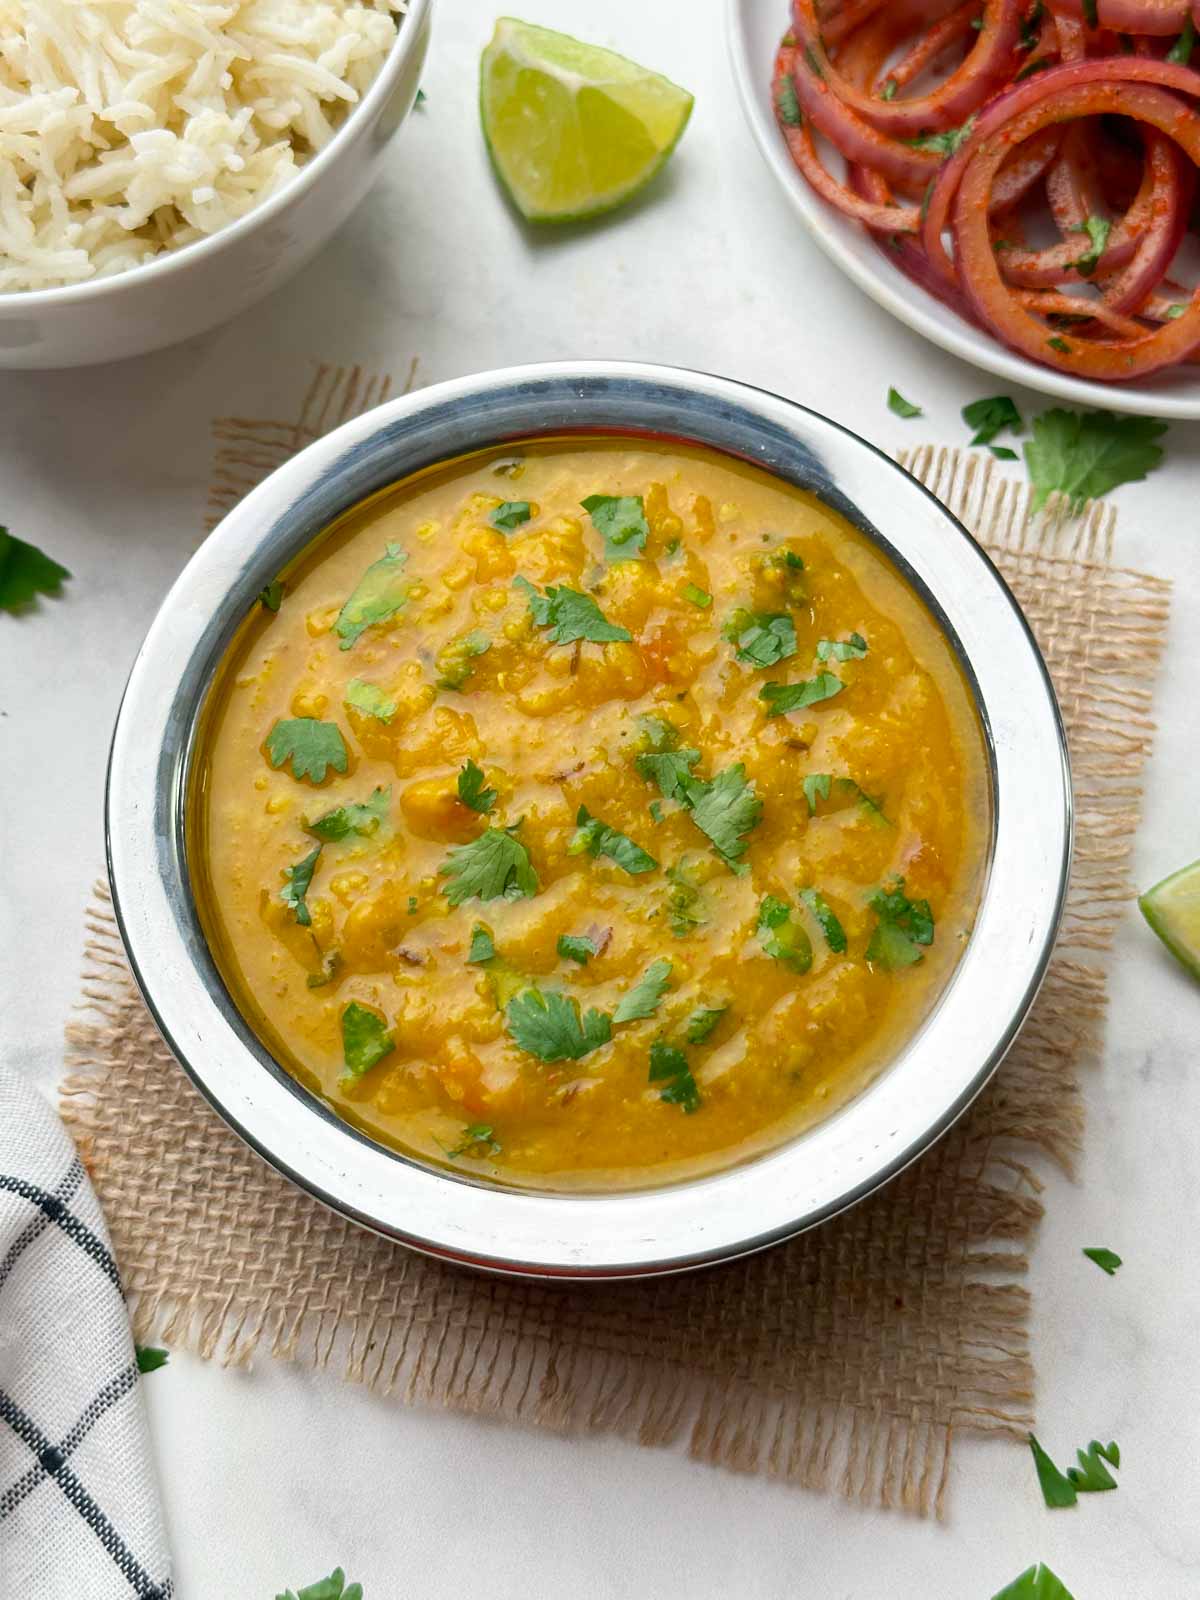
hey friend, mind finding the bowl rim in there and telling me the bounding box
[0,0,431,310]
[724,0,1200,421]
[106,359,1072,1280]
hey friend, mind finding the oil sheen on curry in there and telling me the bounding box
[194,438,988,1192]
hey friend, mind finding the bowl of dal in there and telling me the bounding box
[106,361,1071,1279]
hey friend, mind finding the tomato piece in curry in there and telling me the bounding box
[192,438,989,1192]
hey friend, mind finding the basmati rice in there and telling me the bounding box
[0,0,405,293]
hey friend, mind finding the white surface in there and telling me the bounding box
[728,0,1200,420]
[2,2,1198,1595]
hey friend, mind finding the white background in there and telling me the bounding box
[3,2,1200,1595]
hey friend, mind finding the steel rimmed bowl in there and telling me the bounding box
[106,360,1072,1281]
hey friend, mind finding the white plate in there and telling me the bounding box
[727,0,1200,420]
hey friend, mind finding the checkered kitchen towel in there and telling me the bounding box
[0,1065,172,1597]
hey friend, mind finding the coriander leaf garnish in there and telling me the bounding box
[803,773,832,814]
[436,630,491,691]
[440,827,539,905]
[1024,408,1167,512]
[635,713,680,752]
[722,608,798,668]
[345,679,396,723]
[558,932,599,964]
[837,776,891,827]
[636,747,701,802]
[990,445,1019,460]
[1082,1246,1122,1275]
[506,988,612,1061]
[276,1565,363,1600]
[649,800,664,824]
[467,923,495,964]
[135,1345,169,1374]
[775,75,801,126]
[685,1005,727,1044]
[1067,1439,1120,1492]
[903,115,975,156]
[1070,214,1111,278]
[649,1038,701,1113]
[341,1002,394,1078]
[0,527,70,613]
[514,576,632,644]
[1028,1434,1078,1508]
[569,805,658,875]
[306,786,390,842]
[760,672,843,717]
[491,500,532,532]
[280,845,321,925]
[444,1123,501,1159]
[259,580,284,612]
[991,1564,1076,1600]
[335,543,409,650]
[816,632,867,662]
[1167,15,1195,62]
[265,718,349,784]
[666,862,706,937]
[800,887,847,953]
[963,394,1023,447]
[581,494,650,562]
[756,895,813,973]
[886,386,923,418]
[682,763,763,874]
[307,950,342,989]
[866,877,934,968]
[613,958,673,1023]
[682,583,712,609]
[457,758,497,814]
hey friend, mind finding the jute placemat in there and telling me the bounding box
[62,364,1171,1518]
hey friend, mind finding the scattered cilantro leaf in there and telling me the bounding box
[307,950,342,989]
[491,500,532,532]
[649,800,664,824]
[1070,214,1111,277]
[457,758,497,814]
[886,387,923,418]
[613,958,673,1023]
[345,679,396,722]
[306,786,390,842]
[816,631,867,662]
[649,1038,701,1113]
[636,747,701,803]
[1028,1434,1078,1508]
[467,923,495,964]
[558,933,599,964]
[335,543,409,649]
[265,719,348,784]
[280,845,321,926]
[436,630,491,691]
[1067,1439,1120,1493]
[1019,1,1044,50]
[135,1345,169,1374]
[904,117,975,155]
[722,608,797,668]
[1167,15,1195,61]
[0,527,70,613]
[276,1567,364,1600]
[880,77,897,99]
[991,445,1019,460]
[762,547,807,602]
[801,887,847,953]
[515,576,631,644]
[838,777,891,828]
[775,74,802,125]
[440,827,538,905]
[415,86,427,105]
[685,1005,727,1044]
[803,43,824,78]
[569,805,658,875]
[803,773,832,814]
[760,673,843,717]
[581,493,650,562]
[681,763,763,874]
[1082,0,1097,23]
[1164,303,1188,319]
[341,1002,394,1078]
[505,988,612,1061]
[756,895,813,973]
[444,1123,501,1159]
[963,394,1023,447]
[991,1564,1075,1600]
[666,862,706,938]
[1024,408,1168,512]
[866,877,934,968]
[259,580,284,612]
[635,713,680,752]
[682,583,712,609]
[1082,1246,1121,1275]
[1047,336,1072,354]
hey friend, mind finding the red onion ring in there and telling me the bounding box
[1050,0,1191,34]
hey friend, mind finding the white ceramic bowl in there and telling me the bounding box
[0,0,431,371]
[727,0,1200,420]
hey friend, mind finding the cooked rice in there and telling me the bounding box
[0,0,405,292]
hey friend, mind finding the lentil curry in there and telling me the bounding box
[192,438,989,1192]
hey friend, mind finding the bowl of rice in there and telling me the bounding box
[0,0,431,369]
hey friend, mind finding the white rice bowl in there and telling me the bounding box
[0,0,405,293]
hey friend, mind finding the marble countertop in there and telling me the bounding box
[3,2,1199,1594]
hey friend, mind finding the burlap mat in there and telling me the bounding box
[62,364,1171,1518]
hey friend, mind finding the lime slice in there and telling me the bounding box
[480,18,694,222]
[1139,858,1200,980]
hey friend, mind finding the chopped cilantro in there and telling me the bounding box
[335,543,409,650]
[569,805,658,874]
[467,923,495,964]
[963,394,1023,448]
[666,862,706,938]
[307,950,342,989]
[457,758,497,814]
[762,547,807,601]
[613,958,673,1023]
[1070,214,1111,277]
[682,763,762,874]
[803,43,824,78]
[491,500,532,532]
[682,582,712,609]
[280,846,321,926]
[722,608,797,668]
[1082,0,1097,22]
[1019,1,1044,49]
[904,117,974,155]
[649,1038,701,1113]
[756,895,813,973]
[306,786,390,842]
[685,1005,727,1044]
[649,800,664,824]
[265,718,348,784]
[991,1565,1075,1600]
[839,777,891,828]
[581,493,650,562]
[345,679,396,722]
[0,527,70,613]
[135,1345,169,1374]
[505,987,612,1061]
[880,77,897,100]
[1167,15,1195,61]
[259,580,284,612]
[1024,408,1168,512]
[558,932,599,964]
[664,537,682,558]
[886,387,923,418]
[816,632,867,662]
[1082,1246,1121,1275]
[515,576,632,644]
[636,747,701,802]
[759,673,843,717]
[440,827,538,905]
[1015,54,1053,78]
[775,75,801,125]
[1164,303,1188,319]
[634,713,681,752]
[866,878,934,968]
[444,1123,500,1159]
[436,630,491,691]
[990,445,1019,460]
[1047,336,1072,355]
[276,1566,363,1600]
[341,1002,394,1077]
[800,887,847,953]
[1028,1434,1077,1508]
[1067,1439,1120,1492]
[406,895,418,914]
[803,773,832,814]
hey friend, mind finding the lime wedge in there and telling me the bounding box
[480,18,694,222]
[1139,858,1200,981]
